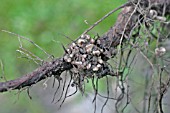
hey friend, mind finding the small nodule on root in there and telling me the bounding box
[63,34,114,91]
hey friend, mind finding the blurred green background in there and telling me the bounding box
[0,0,126,113]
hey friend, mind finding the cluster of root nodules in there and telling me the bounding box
[63,34,115,93]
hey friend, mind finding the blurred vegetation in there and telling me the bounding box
[0,0,126,113]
